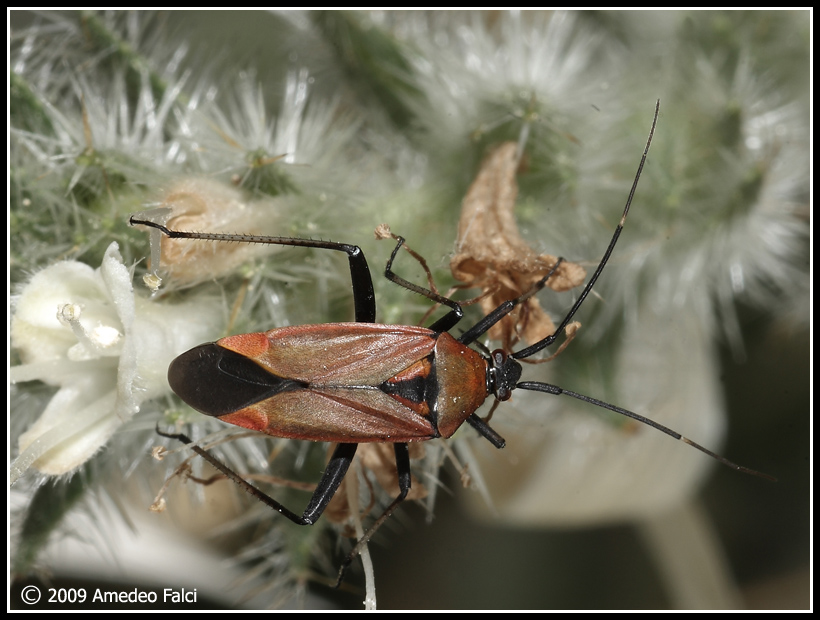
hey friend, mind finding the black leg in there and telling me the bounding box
[129,218,377,323]
[466,413,506,449]
[303,443,358,524]
[382,236,464,333]
[457,258,565,346]
[157,427,359,525]
[335,442,412,587]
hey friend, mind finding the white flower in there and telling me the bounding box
[11,242,223,482]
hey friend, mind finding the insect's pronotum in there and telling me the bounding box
[131,100,772,585]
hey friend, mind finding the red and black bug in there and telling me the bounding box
[130,101,772,584]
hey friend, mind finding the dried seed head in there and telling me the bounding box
[153,178,283,286]
[451,142,586,348]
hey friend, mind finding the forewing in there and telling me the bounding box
[218,323,437,386]
[217,386,436,442]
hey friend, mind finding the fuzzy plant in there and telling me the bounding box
[10,10,808,610]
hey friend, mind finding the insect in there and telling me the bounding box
[130,100,772,585]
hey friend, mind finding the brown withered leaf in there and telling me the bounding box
[450,142,586,349]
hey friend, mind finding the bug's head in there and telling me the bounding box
[487,349,522,402]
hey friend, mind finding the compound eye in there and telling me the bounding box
[489,350,513,401]
[495,384,512,401]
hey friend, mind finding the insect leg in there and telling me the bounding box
[335,442,412,587]
[383,235,464,333]
[157,427,360,524]
[303,442,359,523]
[128,218,377,323]
[457,258,565,346]
[465,413,506,448]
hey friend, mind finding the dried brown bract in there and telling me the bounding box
[450,142,586,349]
